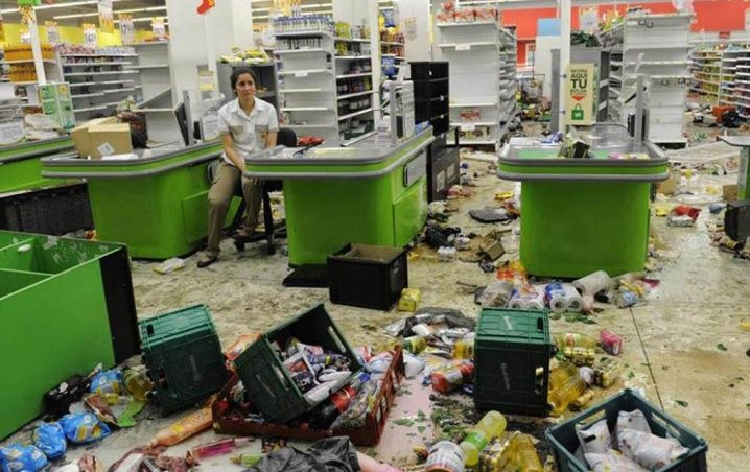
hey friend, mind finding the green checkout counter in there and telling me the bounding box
[0,230,139,440]
[498,124,669,278]
[245,129,434,285]
[0,137,74,193]
[41,142,233,259]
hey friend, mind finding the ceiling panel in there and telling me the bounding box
[0,0,167,27]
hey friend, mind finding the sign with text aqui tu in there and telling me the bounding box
[565,63,597,126]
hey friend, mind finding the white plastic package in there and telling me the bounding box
[576,419,612,455]
[616,409,652,445]
[617,429,689,470]
[585,451,647,472]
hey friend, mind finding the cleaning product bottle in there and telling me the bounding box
[547,361,578,392]
[123,369,153,402]
[230,453,263,467]
[460,411,507,467]
[510,432,543,472]
[149,405,213,447]
[548,375,587,416]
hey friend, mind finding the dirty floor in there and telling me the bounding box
[5,122,750,470]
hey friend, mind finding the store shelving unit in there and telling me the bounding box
[717,49,745,108]
[437,18,508,148]
[498,27,518,137]
[688,49,721,101]
[726,50,750,119]
[380,30,405,81]
[274,22,375,144]
[601,13,690,146]
[57,47,140,119]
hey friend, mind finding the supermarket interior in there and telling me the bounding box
[0,0,749,471]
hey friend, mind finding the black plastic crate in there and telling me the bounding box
[474,308,552,417]
[546,389,708,472]
[0,183,93,235]
[327,243,408,310]
[139,305,229,415]
[725,198,750,242]
[234,304,362,424]
[428,146,460,203]
[409,62,448,80]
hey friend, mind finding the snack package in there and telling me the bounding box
[32,422,67,459]
[0,444,49,472]
[60,412,112,444]
[90,369,124,395]
[617,429,689,470]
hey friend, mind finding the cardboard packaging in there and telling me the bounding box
[71,117,117,159]
[88,123,133,160]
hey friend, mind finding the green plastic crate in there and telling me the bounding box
[139,305,229,415]
[474,308,552,417]
[234,304,362,424]
[546,389,708,472]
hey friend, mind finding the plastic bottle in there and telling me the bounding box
[510,433,543,472]
[554,333,597,350]
[309,375,366,429]
[452,334,475,359]
[150,405,213,447]
[425,441,465,472]
[123,369,153,402]
[403,335,427,354]
[460,410,507,466]
[547,362,578,392]
[230,453,263,467]
[191,437,253,459]
[548,375,587,416]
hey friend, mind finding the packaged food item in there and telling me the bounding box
[0,444,48,472]
[399,288,422,312]
[425,441,465,472]
[600,330,624,355]
[60,413,112,444]
[32,422,67,460]
[576,419,612,455]
[90,369,124,395]
[150,405,213,447]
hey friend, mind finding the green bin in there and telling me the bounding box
[0,230,139,440]
[498,125,669,278]
[244,130,433,266]
[40,142,239,259]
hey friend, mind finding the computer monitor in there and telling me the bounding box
[173,101,189,146]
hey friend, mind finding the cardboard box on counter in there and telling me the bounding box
[71,117,117,159]
[724,184,738,202]
[88,123,132,160]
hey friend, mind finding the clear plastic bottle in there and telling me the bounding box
[460,411,507,467]
[510,433,543,472]
[554,332,597,350]
[425,441,465,472]
[123,369,153,402]
[548,375,587,416]
[452,333,475,359]
[547,361,578,392]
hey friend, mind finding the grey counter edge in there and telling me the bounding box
[0,143,75,165]
[244,137,436,181]
[41,154,219,180]
[497,170,671,183]
[500,142,667,167]
[244,128,435,166]
[41,141,222,167]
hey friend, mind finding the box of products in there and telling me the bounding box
[87,123,133,160]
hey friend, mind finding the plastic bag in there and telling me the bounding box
[403,351,425,378]
[32,422,67,459]
[577,419,612,455]
[585,451,647,472]
[617,429,689,470]
[616,409,652,444]
[90,369,124,395]
[477,280,514,307]
[61,412,112,444]
[0,443,48,472]
[248,436,359,472]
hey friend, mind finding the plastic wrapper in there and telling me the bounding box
[617,429,689,469]
[576,419,612,455]
[248,436,359,472]
[32,422,67,459]
[330,378,379,430]
[61,412,112,444]
[478,280,514,307]
[367,351,394,375]
[85,394,119,426]
[90,369,124,395]
[508,284,545,310]
[403,351,425,378]
[0,444,48,472]
[585,451,646,472]
[578,367,594,385]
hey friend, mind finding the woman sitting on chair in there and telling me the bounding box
[198,67,278,268]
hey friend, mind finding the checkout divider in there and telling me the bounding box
[245,128,434,286]
[41,142,239,259]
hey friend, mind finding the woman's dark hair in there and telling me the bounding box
[230,67,259,94]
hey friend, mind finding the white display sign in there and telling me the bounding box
[580,7,598,33]
[201,112,220,142]
[119,15,135,45]
[83,24,98,47]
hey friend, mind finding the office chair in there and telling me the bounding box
[229,127,295,254]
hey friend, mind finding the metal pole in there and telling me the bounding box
[559,0,571,134]
[634,74,644,144]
